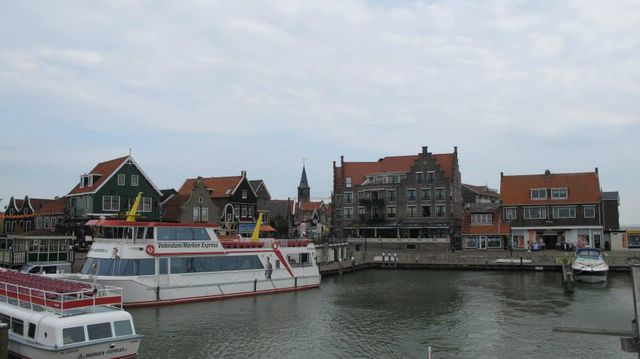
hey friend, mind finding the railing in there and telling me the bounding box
[0,251,26,266]
[0,275,122,316]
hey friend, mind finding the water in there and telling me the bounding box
[130,270,635,358]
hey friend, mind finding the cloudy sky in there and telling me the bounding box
[1,1,639,224]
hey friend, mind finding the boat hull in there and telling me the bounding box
[70,273,321,307]
[572,269,608,283]
[9,336,141,359]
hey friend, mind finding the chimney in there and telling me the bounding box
[500,172,503,177]
[241,170,246,178]
[340,156,344,166]
[595,167,599,174]
[422,146,428,154]
[453,146,457,154]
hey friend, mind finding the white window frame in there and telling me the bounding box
[523,206,547,219]
[386,205,396,218]
[358,206,366,216]
[421,188,431,201]
[202,207,209,222]
[406,188,416,201]
[415,172,423,184]
[436,204,446,217]
[552,206,576,219]
[44,217,50,229]
[117,174,125,186]
[530,188,547,200]
[131,175,139,187]
[584,205,596,218]
[346,177,352,188]
[141,197,152,212]
[504,207,516,220]
[248,206,254,218]
[36,217,43,229]
[242,189,247,199]
[435,187,446,201]
[551,187,568,200]
[102,195,120,212]
[193,207,201,222]
[344,192,353,204]
[241,205,247,218]
[471,213,493,225]
[386,190,396,202]
[427,171,435,183]
[407,205,417,217]
[344,207,353,219]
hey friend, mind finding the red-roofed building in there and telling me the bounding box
[1,196,62,234]
[500,169,605,250]
[177,171,259,236]
[332,146,463,249]
[65,155,163,222]
[462,203,510,249]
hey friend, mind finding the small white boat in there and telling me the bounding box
[0,268,142,358]
[572,248,609,283]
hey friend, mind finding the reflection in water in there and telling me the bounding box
[130,270,634,359]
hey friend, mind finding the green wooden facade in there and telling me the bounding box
[67,157,162,221]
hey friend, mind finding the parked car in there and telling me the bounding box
[20,262,72,274]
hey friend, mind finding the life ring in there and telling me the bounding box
[272,241,279,250]
[145,244,156,256]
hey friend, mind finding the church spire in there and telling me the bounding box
[298,162,310,203]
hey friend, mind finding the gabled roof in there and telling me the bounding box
[37,197,67,215]
[13,197,55,212]
[67,155,162,197]
[269,199,293,218]
[160,189,178,205]
[178,176,243,199]
[462,207,510,236]
[249,180,271,200]
[161,194,189,222]
[500,171,600,205]
[339,153,455,186]
[462,184,499,198]
[299,201,323,212]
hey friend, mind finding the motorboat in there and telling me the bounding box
[572,248,609,283]
[0,268,142,358]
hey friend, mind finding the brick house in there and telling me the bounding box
[2,196,66,234]
[462,203,510,250]
[500,169,606,250]
[332,146,463,249]
[65,155,163,222]
[177,171,258,236]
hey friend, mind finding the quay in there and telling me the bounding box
[318,248,640,276]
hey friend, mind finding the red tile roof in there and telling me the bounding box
[160,194,189,222]
[340,153,455,186]
[462,184,499,198]
[37,197,67,215]
[299,201,323,211]
[68,156,129,195]
[178,176,242,198]
[500,171,600,205]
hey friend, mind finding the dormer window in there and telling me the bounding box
[551,188,568,199]
[79,176,85,188]
[530,188,547,200]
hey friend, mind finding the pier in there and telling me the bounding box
[319,248,640,276]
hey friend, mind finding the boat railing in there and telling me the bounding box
[218,238,311,249]
[0,271,123,316]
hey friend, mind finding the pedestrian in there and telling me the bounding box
[265,256,273,280]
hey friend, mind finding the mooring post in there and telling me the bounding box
[520,256,523,266]
[427,345,432,359]
[0,322,8,359]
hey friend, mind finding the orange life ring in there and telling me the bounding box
[145,244,156,256]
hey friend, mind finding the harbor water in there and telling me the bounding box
[131,269,634,358]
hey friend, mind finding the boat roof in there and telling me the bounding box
[86,219,219,228]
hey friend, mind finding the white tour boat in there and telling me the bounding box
[0,269,141,359]
[64,199,321,307]
[572,248,609,283]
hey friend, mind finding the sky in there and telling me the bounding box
[1,1,639,225]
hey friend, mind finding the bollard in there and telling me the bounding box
[520,256,523,266]
[0,322,8,359]
[254,278,257,292]
[427,346,432,359]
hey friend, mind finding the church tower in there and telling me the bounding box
[298,164,310,203]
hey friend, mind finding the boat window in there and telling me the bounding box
[157,227,210,241]
[87,322,112,340]
[287,253,311,268]
[136,227,145,240]
[80,258,155,276]
[0,314,9,325]
[63,326,85,344]
[114,320,133,336]
[145,228,154,239]
[28,266,41,274]
[169,255,263,274]
[11,318,24,336]
[159,258,168,274]
[28,323,36,338]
